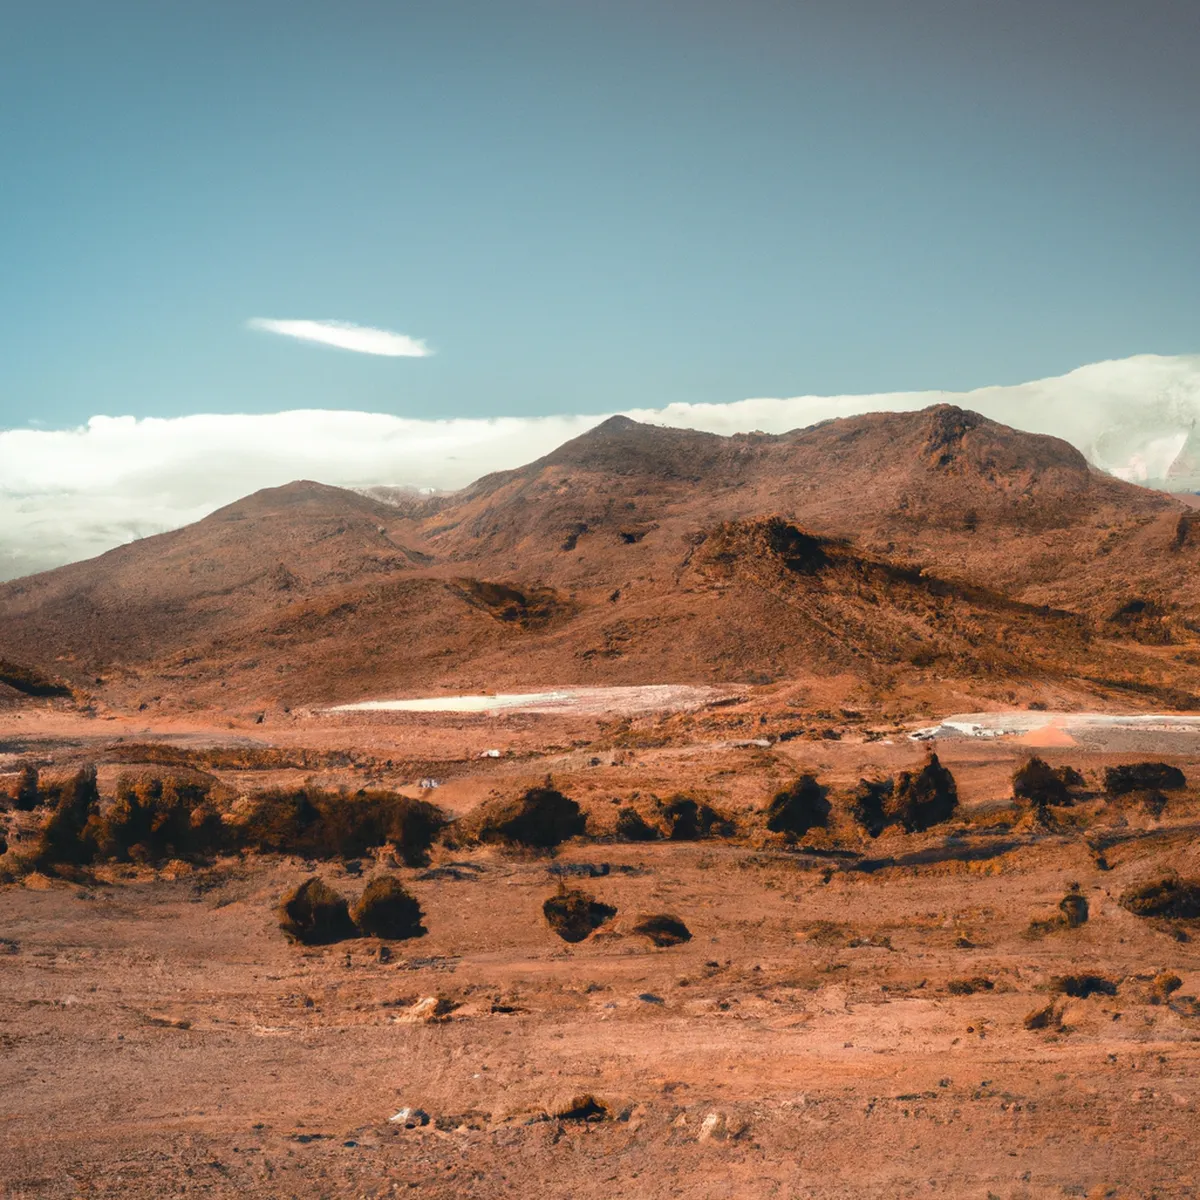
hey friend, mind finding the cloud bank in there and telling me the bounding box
[247,318,431,357]
[2,353,1198,581]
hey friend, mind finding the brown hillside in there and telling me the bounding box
[1,407,1198,712]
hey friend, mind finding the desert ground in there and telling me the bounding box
[5,691,1200,1200]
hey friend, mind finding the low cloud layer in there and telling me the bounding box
[247,318,431,357]
[2,353,1198,581]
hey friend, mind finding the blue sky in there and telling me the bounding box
[2,0,1198,429]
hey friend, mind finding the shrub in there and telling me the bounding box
[471,786,585,848]
[14,765,39,812]
[236,787,445,864]
[1013,757,1072,807]
[350,876,425,940]
[766,775,830,839]
[1119,873,1200,919]
[542,886,617,942]
[88,773,222,863]
[1104,763,1186,796]
[850,777,893,838]
[1059,886,1089,928]
[34,766,100,869]
[1150,972,1183,1004]
[661,796,733,841]
[890,753,958,833]
[631,913,692,947]
[1052,974,1117,998]
[278,877,356,944]
[613,807,659,841]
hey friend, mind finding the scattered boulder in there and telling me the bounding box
[278,877,357,945]
[394,996,456,1024]
[1104,763,1186,797]
[631,913,692,947]
[472,786,585,848]
[1119,873,1200,920]
[351,876,425,940]
[765,775,830,839]
[889,753,958,833]
[614,807,660,842]
[542,887,617,943]
[661,796,733,841]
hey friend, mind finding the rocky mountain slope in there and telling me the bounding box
[2,406,1198,714]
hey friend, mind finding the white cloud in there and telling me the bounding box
[247,318,431,357]
[1,353,1198,581]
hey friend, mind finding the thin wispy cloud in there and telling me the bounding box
[2,354,1198,581]
[246,318,431,357]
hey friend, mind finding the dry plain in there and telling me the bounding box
[4,695,1200,1200]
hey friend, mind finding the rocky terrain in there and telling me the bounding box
[4,408,1200,1197]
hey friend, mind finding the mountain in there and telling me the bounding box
[2,407,1198,714]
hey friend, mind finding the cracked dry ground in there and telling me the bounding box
[4,739,1200,1197]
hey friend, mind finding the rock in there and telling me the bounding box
[388,1107,430,1128]
[393,996,455,1024]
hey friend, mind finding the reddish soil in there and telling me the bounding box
[4,701,1200,1197]
[4,410,1200,1195]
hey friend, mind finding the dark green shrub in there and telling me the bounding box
[236,787,445,864]
[14,765,39,812]
[89,773,222,863]
[661,796,733,840]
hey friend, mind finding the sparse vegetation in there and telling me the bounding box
[1104,762,1186,796]
[765,775,830,839]
[613,806,659,841]
[469,786,585,848]
[660,795,733,840]
[1119,873,1200,920]
[278,877,356,945]
[890,753,958,833]
[542,886,617,942]
[350,876,425,940]
[631,913,692,946]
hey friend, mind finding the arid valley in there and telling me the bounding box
[4,410,1200,1197]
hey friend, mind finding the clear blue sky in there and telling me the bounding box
[2,0,1198,429]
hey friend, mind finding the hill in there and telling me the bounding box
[2,407,1198,714]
